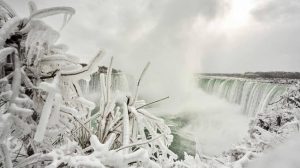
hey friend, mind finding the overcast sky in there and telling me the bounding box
[7,0,300,74]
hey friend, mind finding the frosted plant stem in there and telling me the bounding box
[0,143,13,168]
[34,74,60,142]
[131,62,150,106]
[10,52,21,104]
[34,91,55,142]
[122,102,130,154]
[28,1,37,15]
[136,96,169,110]
[116,134,163,152]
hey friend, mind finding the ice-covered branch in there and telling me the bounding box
[61,50,104,80]
[34,74,60,142]
[122,102,130,153]
[131,62,150,106]
[28,1,37,15]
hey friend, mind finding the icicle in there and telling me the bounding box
[34,74,60,142]
[60,13,68,30]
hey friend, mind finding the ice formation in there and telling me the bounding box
[0,0,299,167]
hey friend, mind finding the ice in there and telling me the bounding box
[34,74,60,142]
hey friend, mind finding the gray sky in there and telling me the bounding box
[6,0,300,105]
[7,0,300,74]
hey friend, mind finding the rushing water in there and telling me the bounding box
[79,73,289,156]
[164,89,249,156]
[167,75,288,155]
[197,76,287,117]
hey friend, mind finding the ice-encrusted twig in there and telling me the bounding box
[122,102,130,153]
[9,50,21,104]
[28,1,37,15]
[61,50,104,80]
[116,134,163,152]
[60,108,92,135]
[34,74,60,142]
[0,143,13,168]
[28,6,75,21]
[130,62,150,106]
[0,113,13,168]
[21,67,36,89]
[136,96,169,110]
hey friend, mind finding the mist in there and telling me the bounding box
[7,0,300,98]
[6,0,300,157]
[175,89,249,155]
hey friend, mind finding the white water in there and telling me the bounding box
[80,73,288,156]
[198,76,287,116]
[148,86,250,155]
[176,89,249,155]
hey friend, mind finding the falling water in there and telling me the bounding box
[78,71,131,103]
[197,76,287,116]
[78,73,288,156]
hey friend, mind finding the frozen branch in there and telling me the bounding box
[131,62,150,106]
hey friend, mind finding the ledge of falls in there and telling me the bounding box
[78,70,294,158]
[196,74,289,117]
[166,73,293,156]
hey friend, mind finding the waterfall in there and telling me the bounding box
[198,76,287,116]
[78,72,131,104]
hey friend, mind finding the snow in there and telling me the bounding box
[1,1,300,167]
[248,135,300,168]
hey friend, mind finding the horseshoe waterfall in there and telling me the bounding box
[197,75,287,116]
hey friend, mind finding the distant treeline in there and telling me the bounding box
[200,72,300,79]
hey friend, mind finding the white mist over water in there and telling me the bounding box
[178,89,249,155]
[150,85,250,156]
